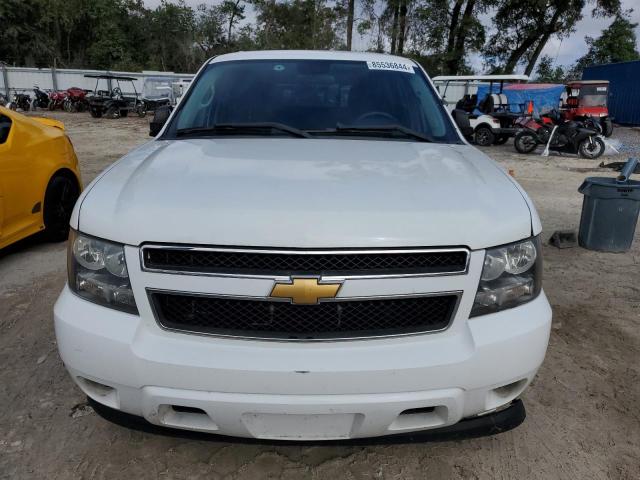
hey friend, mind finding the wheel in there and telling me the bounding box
[514,131,538,154]
[8,102,16,111]
[119,109,129,118]
[48,100,55,111]
[42,175,80,242]
[90,108,102,118]
[136,104,147,117]
[578,136,605,159]
[474,126,495,146]
[105,107,119,119]
[493,134,509,145]
[602,118,613,137]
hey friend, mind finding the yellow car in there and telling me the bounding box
[0,106,82,249]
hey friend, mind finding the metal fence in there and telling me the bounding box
[0,65,193,97]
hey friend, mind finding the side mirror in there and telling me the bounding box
[149,105,173,137]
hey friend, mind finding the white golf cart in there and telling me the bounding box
[432,75,529,146]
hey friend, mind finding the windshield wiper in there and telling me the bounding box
[320,123,434,142]
[176,122,312,139]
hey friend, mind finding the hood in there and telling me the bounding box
[77,139,533,250]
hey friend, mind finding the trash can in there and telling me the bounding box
[578,158,640,252]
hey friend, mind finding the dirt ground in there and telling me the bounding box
[1,111,639,480]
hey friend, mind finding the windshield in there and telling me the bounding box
[578,85,608,107]
[165,59,460,143]
[143,79,173,99]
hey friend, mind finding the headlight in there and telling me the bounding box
[68,230,138,314]
[470,236,542,317]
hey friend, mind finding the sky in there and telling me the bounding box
[144,0,640,73]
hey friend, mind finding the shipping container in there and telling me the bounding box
[583,60,640,126]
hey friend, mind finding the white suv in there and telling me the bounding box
[54,51,551,441]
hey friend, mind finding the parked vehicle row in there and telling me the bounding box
[434,75,613,158]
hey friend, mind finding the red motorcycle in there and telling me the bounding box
[63,87,89,112]
[48,90,68,110]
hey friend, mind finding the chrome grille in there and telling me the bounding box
[142,246,469,277]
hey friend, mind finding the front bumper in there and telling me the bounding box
[54,285,551,440]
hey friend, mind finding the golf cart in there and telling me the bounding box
[141,76,175,113]
[171,79,192,106]
[432,75,529,146]
[561,80,612,137]
[85,74,146,119]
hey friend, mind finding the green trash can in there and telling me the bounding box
[578,158,640,252]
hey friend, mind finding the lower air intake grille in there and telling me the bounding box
[150,292,459,340]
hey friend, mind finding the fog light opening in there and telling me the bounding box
[485,378,529,412]
[389,405,448,431]
[157,404,218,432]
[76,377,119,409]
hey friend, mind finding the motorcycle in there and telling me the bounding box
[9,92,32,111]
[32,85,51,110]
[62,87,89,112]
[48,90,67,110]
[513,111,605,159]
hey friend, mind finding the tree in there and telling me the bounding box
[148,0,197,72]
[534,55,566,82]
[253,0,344,50]
[485,0,622,75]
[573,12,640,75]
[346,0,356,49]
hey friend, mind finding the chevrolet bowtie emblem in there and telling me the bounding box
[270,278,341,305]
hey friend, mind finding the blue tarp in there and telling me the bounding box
[475,83,565,116]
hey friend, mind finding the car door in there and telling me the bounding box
[0,113,11,242]
[0,112,42,246]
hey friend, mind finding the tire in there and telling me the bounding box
[119,109,129,118]
[48,100,55,111]
[475,126,495,146]
[136,104,147,117]
[493,134,509,145]
[90,108,102,118]
[105,107,119,119]
[514,131,538,154]
[578,136,605,159]
[602,118,613,137]
[42,175,80,242]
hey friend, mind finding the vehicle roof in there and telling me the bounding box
[432,74,529,82]
[84,74,138,81]
[144,76,174,82]
[209,50,419,65]
[568,80,609,86]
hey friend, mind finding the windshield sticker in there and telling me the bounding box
[596,86,607,92]
[366,61,415,74]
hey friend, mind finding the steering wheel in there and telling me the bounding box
[111,87,122,98]
[355,111,398,125]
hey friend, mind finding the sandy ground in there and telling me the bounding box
[0,112,639,479]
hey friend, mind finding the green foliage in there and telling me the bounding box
[252,0,344,50]
[0,0,635,77]
[574,12,640,73]
[534,55,567,82]
[485,0,622,75]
